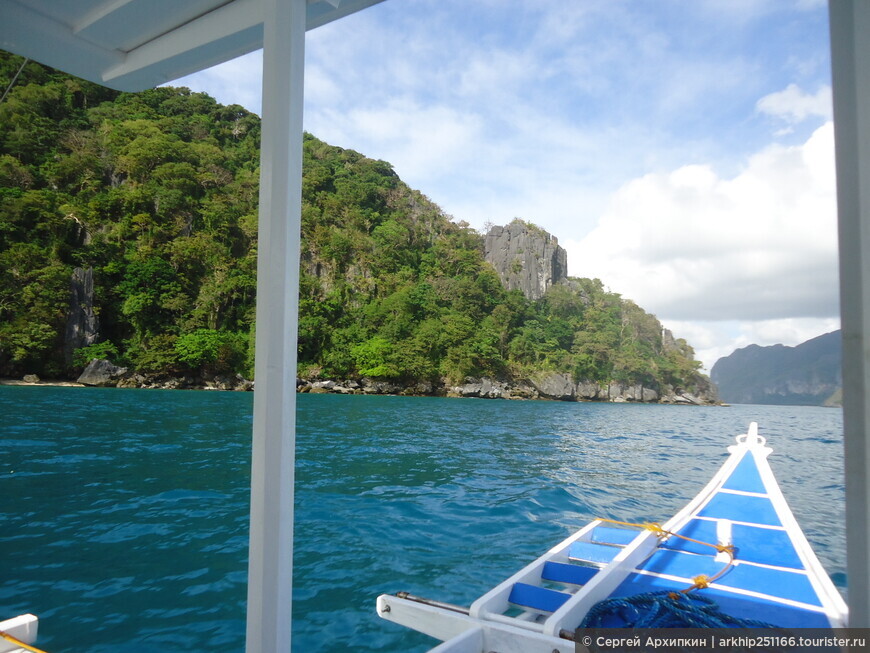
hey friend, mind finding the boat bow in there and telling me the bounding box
[377,422,847,652]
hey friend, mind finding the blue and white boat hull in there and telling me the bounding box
[377,423,847,652]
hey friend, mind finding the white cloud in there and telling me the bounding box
[567,122,838,322]
[169,1,836,372]
[169,50,263,115]
[457,49,538,103]
[306,63,343,108]
[307,100,486,182]
[664,318,841,372]
[170,2,832,241]
[757,83,832,126]
[743,317,840,346]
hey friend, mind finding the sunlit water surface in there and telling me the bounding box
[0,388,845,651]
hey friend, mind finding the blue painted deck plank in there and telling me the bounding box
[660,518,803,569]
[568,541,621,564]
[697,492,781,527]
[541,561,598,586]
[635,549,820,606]
[609,572,832,629]
[508,582,570,613]
[721,452,767,494]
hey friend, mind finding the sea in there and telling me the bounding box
[0,387,847,652]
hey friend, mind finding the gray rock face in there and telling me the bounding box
[576,381,602,400]
[64,267,99,366]
[290,373,714,404]
[77,358,127,387]
[530,372,575,400]
[605,382,660,403]
[661,328,678,353]
[360,379,403,395]
[530,375,679,403]
[657,383,718,405]
[484,221,568,300]
[450,378,511,399]
[207,374,254,391]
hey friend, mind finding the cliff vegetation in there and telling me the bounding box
[0,52,713,402]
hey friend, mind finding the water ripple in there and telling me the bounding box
[0,388,845,652]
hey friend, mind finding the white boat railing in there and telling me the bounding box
[0,615,38,653]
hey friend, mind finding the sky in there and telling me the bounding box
[171,0,838,371]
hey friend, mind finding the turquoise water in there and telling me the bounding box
[0,388,845,651]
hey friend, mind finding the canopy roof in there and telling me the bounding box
[0,0,384,91]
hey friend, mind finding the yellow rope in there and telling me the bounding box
[0,629,50,653]
[596,517,736,593]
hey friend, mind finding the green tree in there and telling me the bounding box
[0,51,711,392]
[175,329,247,375]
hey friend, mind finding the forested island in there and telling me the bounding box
[0,52,717,404]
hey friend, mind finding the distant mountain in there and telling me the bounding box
[710,331,842,406]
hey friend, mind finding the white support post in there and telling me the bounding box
[830,0,870,628]
[246,0,305,650]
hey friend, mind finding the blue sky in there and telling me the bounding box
[172,0,838,370]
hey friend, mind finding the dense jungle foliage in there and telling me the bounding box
[0,52,705,392]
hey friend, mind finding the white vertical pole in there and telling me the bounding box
[830,0,870,628]
[246,0,305,650]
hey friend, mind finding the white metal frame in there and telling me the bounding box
[830,0,870,629]
[0,1,386,91]
[376,595,571,653]
[245,1,305,650]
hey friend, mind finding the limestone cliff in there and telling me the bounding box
[64,267,99,367]
[484,220,568,300]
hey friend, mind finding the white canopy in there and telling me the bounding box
[0,0,383,91]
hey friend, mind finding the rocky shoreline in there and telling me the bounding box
[5,360,719,405]
[298,371,719,405]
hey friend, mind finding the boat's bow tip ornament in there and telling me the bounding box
[729,421,769,455]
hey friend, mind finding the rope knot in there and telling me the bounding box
[643,522,668,537]
[689,574,710,590]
